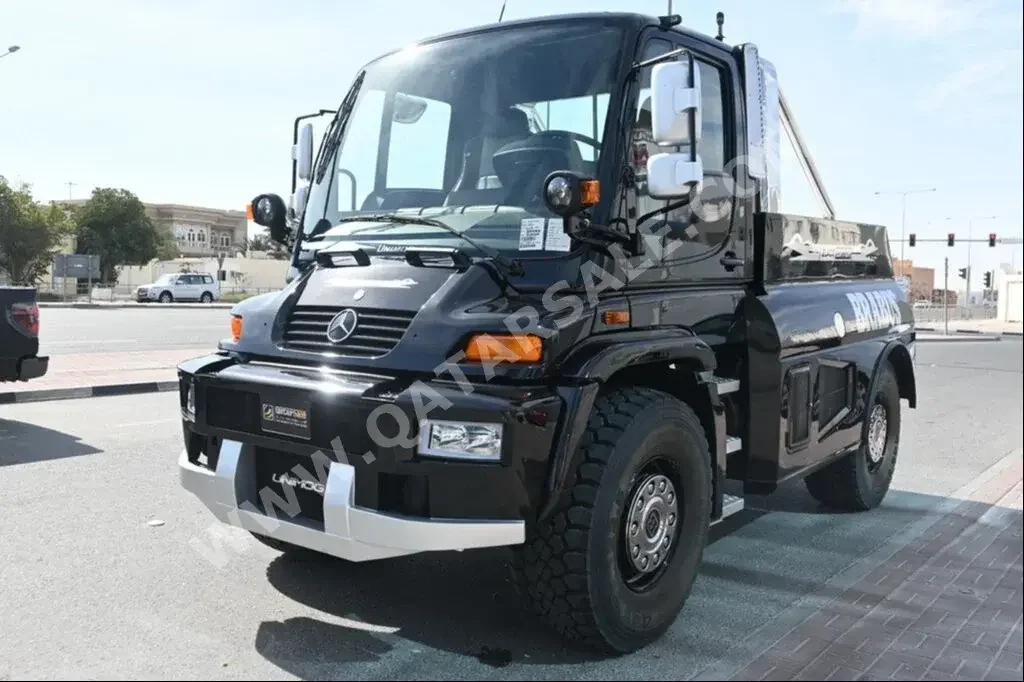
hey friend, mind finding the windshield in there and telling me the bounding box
[154,274,176,284]
[301,21,626,257]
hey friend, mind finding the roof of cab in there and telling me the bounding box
[365,11,732,66]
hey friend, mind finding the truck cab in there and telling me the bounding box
[177,11,916,654]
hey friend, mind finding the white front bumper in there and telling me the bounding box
[179,440,525,562]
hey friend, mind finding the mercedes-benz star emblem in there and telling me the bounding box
[326,308,359,344]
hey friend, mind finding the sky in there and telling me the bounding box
[2,0,1022,291]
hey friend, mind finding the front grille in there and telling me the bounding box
[282,306,416,357]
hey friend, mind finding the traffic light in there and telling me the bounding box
[948,233,955,246]
[983,271,993,288]
[958,267,968,279]
[908,233,916,247]
[988,233,996,247]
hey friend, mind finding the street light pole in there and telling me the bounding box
[874,188,937,269]
[1,45,21,60]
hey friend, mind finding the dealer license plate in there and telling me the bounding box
[260,396,311,440]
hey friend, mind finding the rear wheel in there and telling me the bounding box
[200,292,213,303]
[804,362,901,511]
[512,387,712,654]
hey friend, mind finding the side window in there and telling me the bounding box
[203,275,214,284]
[634,52,731,261]
[386,94,452,190]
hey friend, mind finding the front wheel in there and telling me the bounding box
[512,387,712,654]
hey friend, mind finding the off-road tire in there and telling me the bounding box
[512,386,713,654]
[804,362,901,511]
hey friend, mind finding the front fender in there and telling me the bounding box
[537,329,719,523]
[554,328,718,382]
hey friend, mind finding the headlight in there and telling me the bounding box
[418,419,503,461]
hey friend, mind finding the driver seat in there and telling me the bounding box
[444,107,533,207]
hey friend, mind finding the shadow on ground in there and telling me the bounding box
[246,475,1022,681]
[0,418,103,466]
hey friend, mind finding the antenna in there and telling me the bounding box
[498,0,506,22]
[715,12,725,40]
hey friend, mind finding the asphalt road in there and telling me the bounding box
[1,340,1021,680]
[36,308,229,355]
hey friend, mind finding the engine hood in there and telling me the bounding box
[296,259,455,312]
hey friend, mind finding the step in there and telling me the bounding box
[726,436,742,454]
[710,375,740,395]
[722,493,744,519]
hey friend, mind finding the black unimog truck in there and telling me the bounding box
[177,11,917,653]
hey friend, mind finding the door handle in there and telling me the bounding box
[720,251,744,271]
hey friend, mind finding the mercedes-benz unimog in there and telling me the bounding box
[177,11,918,654]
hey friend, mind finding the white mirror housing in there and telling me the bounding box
[650,57,702,146]
[291,185,309,219]
[646,152,703,199]
[295,123,314,182]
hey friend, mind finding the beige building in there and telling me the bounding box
[63,199,248,258]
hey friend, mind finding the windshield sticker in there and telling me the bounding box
[519,218,546,251]
[544,220,572,252]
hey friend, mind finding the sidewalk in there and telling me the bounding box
[699,451,1023,681]
[917,319,1023,336]
[0,348,203,404]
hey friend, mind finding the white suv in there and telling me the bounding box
[136,273,220,303]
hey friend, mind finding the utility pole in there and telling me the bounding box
[943,257,949,335]
[66,181,77,200]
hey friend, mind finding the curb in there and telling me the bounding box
[916,333,1003,343]
[38,302,235,309]
[0,379,178,405]
[917,325,1022,336]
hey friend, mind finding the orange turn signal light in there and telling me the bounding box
[230,315,243,343]
[602,309,630,325]
[245,202,254,220]
[580,179,600,207]
[464,333,543,364]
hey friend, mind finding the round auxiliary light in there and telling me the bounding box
[545,176,573,211]
[255,196,276,223]
[542,171,600,217]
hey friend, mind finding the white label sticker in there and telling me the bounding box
[518,218,546,251]
[544,220,572,252]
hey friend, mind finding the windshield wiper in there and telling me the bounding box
[313,70,366,185]
[331,214,526,278]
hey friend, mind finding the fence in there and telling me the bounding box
[33,282,281,304]
[911,304,998,324]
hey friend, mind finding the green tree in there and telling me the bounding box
[73,187,165,283]
[0,178,73,285]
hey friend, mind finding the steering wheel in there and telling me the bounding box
[532,129,601,155]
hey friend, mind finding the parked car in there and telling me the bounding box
[136,273,220,303]
[1,286,48,383]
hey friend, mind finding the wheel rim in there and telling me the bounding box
[620,459,681,591]
[866,403,888,467]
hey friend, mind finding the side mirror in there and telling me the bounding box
[649,57,702,146]
[646,55,704,198]
[249,193,291,245]
[646,153,703,199]
[393,93,428,124]
[294,123,314,182]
